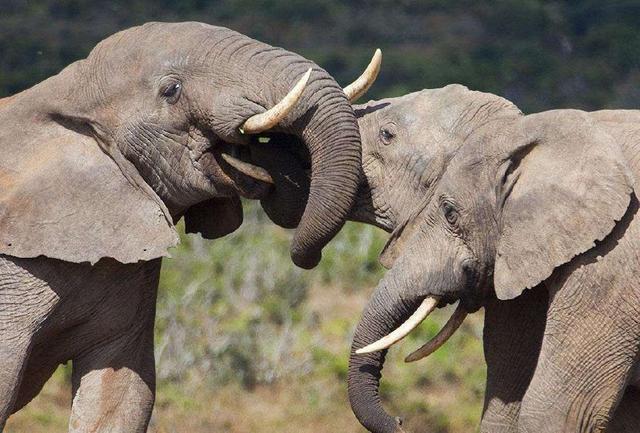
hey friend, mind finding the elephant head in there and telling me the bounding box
[349,84,522,263]
[0,22,378,268]
[347,93,636,432]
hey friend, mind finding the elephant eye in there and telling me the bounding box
[380,127,395,145]
[161,81,182,104]
[442,201,459,226]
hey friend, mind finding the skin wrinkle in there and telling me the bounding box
[121,125,172,204]
[121,116,213,212]
[146,134,201,205]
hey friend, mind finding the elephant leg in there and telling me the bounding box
[0,256,61,427]
[606,387,640,433]
[12,356,61,413]
[0,339,32,428]
[480,286,548,433]
[517,278,640,433]
[69,310,156,433]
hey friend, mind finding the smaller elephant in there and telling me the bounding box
[347,85,640,433]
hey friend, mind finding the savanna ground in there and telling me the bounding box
[5,204,485,433]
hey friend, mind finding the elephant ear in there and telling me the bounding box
[494,111,635,300]
[0,123,179,264]
[184,196,243,239]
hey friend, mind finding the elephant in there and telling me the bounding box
[0,21,381,432]
[345,85,640,433]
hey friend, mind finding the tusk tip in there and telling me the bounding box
[220,152,274,184]
[343,48,383,102]
[303,67,313,79]
[403,304,468,363]
[403,353,419,363]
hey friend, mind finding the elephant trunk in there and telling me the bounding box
[348,236,467,433]
[348,274,421,433]
[251,60,361,269]
[290,88,361,268]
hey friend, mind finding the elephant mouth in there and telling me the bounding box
[194,130,311,201]
[356,294,469,363]
[355,260,484,362]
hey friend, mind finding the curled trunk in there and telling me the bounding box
[246,57,361,268]
[289,92,361,268]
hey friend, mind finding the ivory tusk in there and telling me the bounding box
[343,49,382,103]
[221,153,274,184]
[355,296,439,355]
[240,68,312,135]
[404,303,467,363]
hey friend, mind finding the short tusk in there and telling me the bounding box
[343,49,382,103]
[404,303,467,363]
[240,68,312,135]
[221,153,274,184]
[356,296,439,355]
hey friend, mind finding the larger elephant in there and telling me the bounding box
[0,22,380,432]
[346,86,640,433]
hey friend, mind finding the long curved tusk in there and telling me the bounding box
[343,49,382,103]
[240,68,312,135]
[355,296,439,355]
[404,303,467,363]
[221,153,274,184]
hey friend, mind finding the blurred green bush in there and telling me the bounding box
[2,1,639,112]
[156,202,386,388]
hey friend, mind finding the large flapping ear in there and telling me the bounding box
[494,110,635,299]
[0,120,179,265]
[184,196,243,239]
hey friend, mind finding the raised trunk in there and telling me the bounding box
[289,93,360,268]
[244,54,361,269]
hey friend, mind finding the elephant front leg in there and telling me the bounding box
[481,287,548,433]
[517,280,640,433]
[69,320,155,433]
[0,339,32,428]
[0,255,62,427]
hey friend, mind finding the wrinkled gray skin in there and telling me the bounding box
[347,85,640,433]
[0,22,362,431]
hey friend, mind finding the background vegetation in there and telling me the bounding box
[3,1,639,432]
